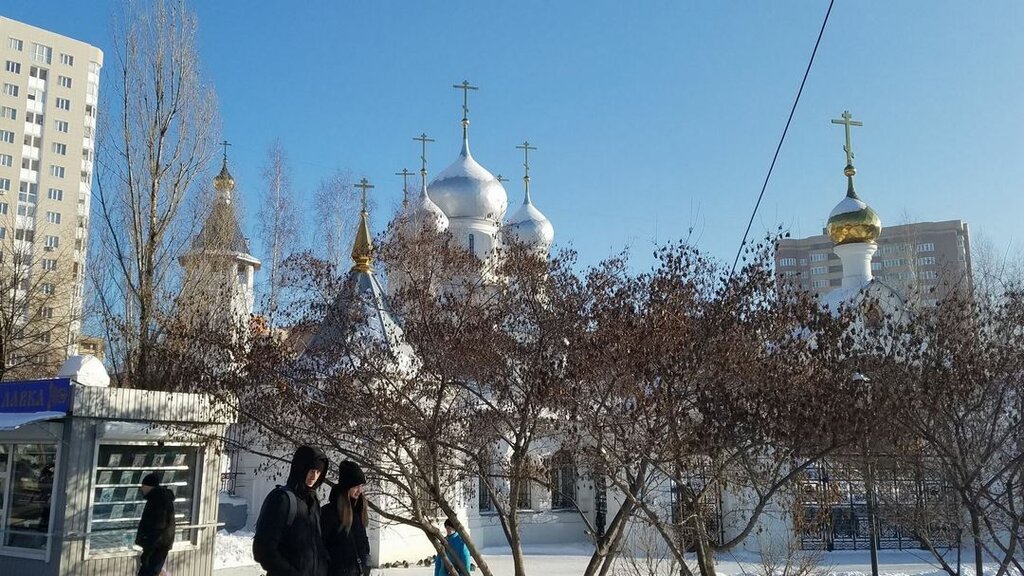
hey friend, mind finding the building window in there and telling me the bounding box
[917,256,936,266]
[0,105,15,120]
[0,202,8,214]
[548,450,576,510]
[44,236,59,249]
[40,307,54,319]
[871,262,881,271]
[50,166,65,179]
[917,242,935,252]
[919,271,938,280]
[55,120,69,133]
[2,83,18,97]
[811,279,828,289]
[810,253,827,262]
[0,130,13,143]
[60,53,74,66]
[54,98,71,111]
[9,38,24,51]
[1,443,58,551]
[15,228,35,243]
[882,259,904,268]
[58,76,72,89]
[513,478,531,510]
[47,188,63,201]
[25,112,42,126]
[52,142,67,156]
[41,282,55,295]
[41,259,57,270]
[32,43,52,64]
[779,257,797,267]
[0,153,11,166]
[28,66,47,81]
[88,444,201,553]
[18,204,36,217]
[478,473,493,513]
[19,182,38,202]
[46,211,62,224]
[4,61,20,74]
[810,266,827,276]
[0,178,9,192]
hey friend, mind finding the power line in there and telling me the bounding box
[730,0,836,276]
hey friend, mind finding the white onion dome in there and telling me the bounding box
[404,181,450,233]
[428,136,508,222]
[503,189,554,250]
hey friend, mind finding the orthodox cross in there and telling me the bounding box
[830,110,862,167]
[220,139,231,161]
[496,174,509,184]
[516,141,537,181]
[355,178,374,213]
[395,168,413,204]
[452,80,479,124]
[413,133,435,178]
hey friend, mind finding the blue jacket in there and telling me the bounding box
[434,532,471,576]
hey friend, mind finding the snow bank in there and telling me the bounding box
[214,530,257,570]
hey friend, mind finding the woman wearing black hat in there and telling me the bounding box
[322,460,371,576]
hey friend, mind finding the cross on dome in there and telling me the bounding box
[395,168,413,205]
[355,178,374,213]
[831,110,862,171]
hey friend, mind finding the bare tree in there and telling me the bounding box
[0,213,80,379]
[257,139,298,321]
[92,0,219,386]
[314,169,362,271]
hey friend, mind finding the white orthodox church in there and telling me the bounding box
[218,99,930,563]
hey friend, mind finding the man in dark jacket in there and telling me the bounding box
[253,445,330,576]
[135,473,177,576]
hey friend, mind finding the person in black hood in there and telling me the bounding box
[135,473,176,576]
[322,460,371,576]
[253,445,330,576]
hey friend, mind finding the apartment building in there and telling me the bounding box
[0,17,102,374]
[776,220,972,306]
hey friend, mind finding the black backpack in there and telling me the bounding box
[254,486,298,535]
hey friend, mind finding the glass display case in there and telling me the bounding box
[88,444,200,553]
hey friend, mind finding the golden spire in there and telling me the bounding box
[351,178,375,272]
[213,140,235,198]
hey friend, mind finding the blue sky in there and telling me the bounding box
[8,1,1023,271]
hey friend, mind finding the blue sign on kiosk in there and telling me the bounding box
[0,377,73,413]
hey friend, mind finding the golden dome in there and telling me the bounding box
[826,165,881,245]
[214,160,235,194]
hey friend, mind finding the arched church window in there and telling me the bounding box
[549,450,576,510]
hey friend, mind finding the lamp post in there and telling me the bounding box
[854,372,880,576]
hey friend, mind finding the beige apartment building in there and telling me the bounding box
[0,17,101,375]
[776,220,972,306]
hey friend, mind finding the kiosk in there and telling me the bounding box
[0,371,233,576]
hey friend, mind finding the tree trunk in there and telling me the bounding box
[970,508,985,576]
[692,515,717,576]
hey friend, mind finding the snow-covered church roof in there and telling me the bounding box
[303,202,416,374]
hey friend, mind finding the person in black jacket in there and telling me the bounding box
[322,461,370,576]
[135,473,177,576]
[253,445,331,576]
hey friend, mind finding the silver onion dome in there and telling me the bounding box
[503,188,554,251]
[404,180,450,234]
[428,135,508,222]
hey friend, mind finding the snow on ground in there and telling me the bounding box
[212,531,1001,575]
[214,530,257,570]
